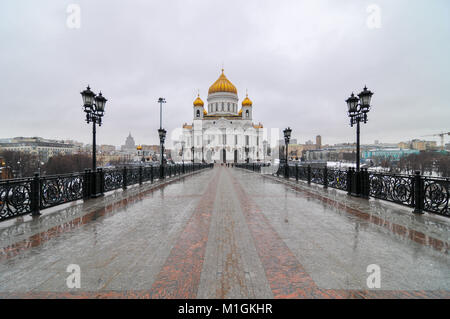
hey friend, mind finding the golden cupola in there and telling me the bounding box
[208,69,238,95]
[242,93,252,107]
[193,94,204,107]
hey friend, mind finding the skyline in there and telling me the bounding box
[1,0,449,148]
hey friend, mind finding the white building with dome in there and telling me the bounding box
[180,69,264,163]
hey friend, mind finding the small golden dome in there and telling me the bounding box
[136,145,142,150]
[193,94,204,107]
[238,109,243,116]
[242,93,252,106]
[203,109,207,115]
[208,69,237,95]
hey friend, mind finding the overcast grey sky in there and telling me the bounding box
[0,0,449,148]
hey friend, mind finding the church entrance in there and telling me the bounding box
[206,149,212,163]
[222,149,226,163]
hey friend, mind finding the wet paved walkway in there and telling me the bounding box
[0,167,449,298]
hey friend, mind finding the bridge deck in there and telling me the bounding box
[0,166,449,298]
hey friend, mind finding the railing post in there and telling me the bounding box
[139,166,143,185]
[150,165,154,183]
[347,167,353,195]
[83,169,91,198]
[160,163,164,180]
[97,168,104,196]
[295,164,299,182]
[323,166,328,189]
[30,173,41,216]
[413,171,424,214]
[307,165,311,185]
[123,166,127,190]
[360,168,369,198]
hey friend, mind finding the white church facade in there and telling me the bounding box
[180,69,264,163]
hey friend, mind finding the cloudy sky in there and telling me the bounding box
[0,0,449,148]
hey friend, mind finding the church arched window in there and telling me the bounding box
[246,110,249,118]
[227,103,230,112]
[221,102,224,111]
[196,110,200,118]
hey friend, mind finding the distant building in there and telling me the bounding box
[398,142,410,149]
[100,145,116,154]
[0,156,12,180]
[362,148,419,160]
[399,139,437,151]
[287,144,317,160]
[278,138,298,146]
[121,133,136,152]
[316,135,322,149]
[0,137,76,162]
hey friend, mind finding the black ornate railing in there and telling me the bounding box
[238,163,450,218]
[234,163,268,172]
[0,163,213,222]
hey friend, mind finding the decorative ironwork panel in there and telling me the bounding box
[0,178,33,220]
[311,167,324,185]
[288,165,295,178]
[142,167,153,182]
[423,178,449,216]
[297,166,308,181]
[369,173,413,207]
[103,169,123,192]
[154,166,161,180]
[126,168,140,186]
[40,174,84,209]
[328,169,348,191]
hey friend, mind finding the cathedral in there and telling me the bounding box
[181,69,264,163]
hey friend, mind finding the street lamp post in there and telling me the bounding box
[17,161,21,178]
[158,97,166,130]
[81,85,107,197]
[81,86,107,172]
[191,146,194,164]
[158,128,167,178]
[202,146,204,163]
[283,127,292,178]
[346,86,374,195]
[157,97,166,178]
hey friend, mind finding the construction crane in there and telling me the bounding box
[421,132,450,151]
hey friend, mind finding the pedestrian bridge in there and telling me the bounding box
[0,166,449,298]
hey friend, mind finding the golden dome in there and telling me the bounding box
[208,69,237,95]
[242,93,252,106]
[203,109,207,115]
[238,109,243,116]
[193,94,204,107]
